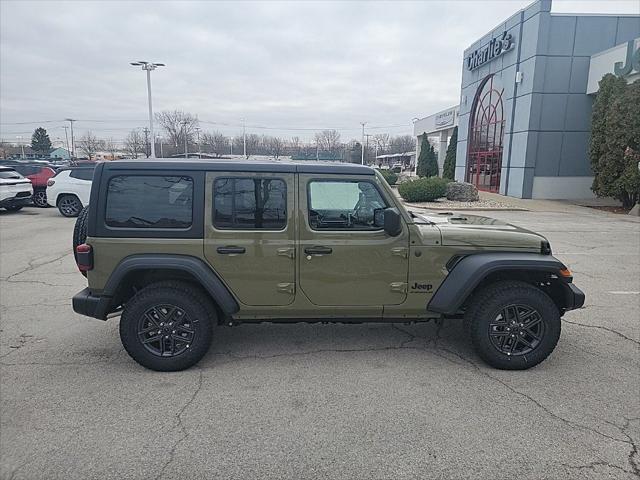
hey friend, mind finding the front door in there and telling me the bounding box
[204,172,295,306]
[298,174,409,306]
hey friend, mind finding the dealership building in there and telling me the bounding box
[414,0,639,199]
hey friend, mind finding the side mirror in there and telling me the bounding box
[374,208,402,236]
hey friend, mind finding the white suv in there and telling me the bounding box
[0,166,32,212]
[46,167,94,217]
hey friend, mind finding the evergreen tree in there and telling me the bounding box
[416,135,439,177]
[590,76,640,208]
[590,74,627,195]
[31,127,52,156]
[442,126,458,180]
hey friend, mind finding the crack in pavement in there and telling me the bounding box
[0,333,35,360]
[605,417,640,477]
[563,319,640,347]
[1,251,72,282]
[561,460,633,475]
[154,366,204,480]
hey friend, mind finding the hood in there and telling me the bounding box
[410,210,545,250]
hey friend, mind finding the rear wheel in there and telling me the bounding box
[119,282,215,371]
[33,188,48,208]
[57,194,82,217]
[465,280,561,370]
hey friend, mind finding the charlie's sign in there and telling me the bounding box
[614,40,640,77]
[465,32,514,71]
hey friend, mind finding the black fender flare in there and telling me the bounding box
[102,254,239,316]
[427,252,567,315]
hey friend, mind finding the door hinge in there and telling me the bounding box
[390,282,408,293]
[391,247,409,259]
[277,282,296,295]
[277,247,295,259]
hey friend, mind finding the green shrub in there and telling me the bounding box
[379,169,398,185]
[398,176,448,202]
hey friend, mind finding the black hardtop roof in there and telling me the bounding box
[101,158,375,175]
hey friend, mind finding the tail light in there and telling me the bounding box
[47,179,55,187]
[76,244,93,273]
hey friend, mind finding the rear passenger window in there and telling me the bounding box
[70,169,94,181]
[213,178,286,229]
[106,175,193,228]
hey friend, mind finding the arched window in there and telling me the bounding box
[466,74,505,192]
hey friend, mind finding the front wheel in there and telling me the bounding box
[465,280,561,370]
[57,194,82,217]
[33,188,48,207]
[119,282,215,371]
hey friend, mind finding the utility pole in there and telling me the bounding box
[364,133,373,166]
[65,118,76,160]
[230,136,233,155]
[157,135,163,157]
[195,127,201,159]
[242,118,247,158]
[62,126,71,159]
[16,136,24,158]
[130,61,165,158]
[143,127,150,158]
[181,120,188,159]
[360,122,366,165]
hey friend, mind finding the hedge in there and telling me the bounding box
[379,169,398,185]
[398,176,448,202]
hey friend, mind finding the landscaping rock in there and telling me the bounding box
[446,182,479,202]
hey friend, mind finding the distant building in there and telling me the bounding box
[413,106,459,175]
[49,147,71,160]
[290,152,345,162]
[375,152,416,170]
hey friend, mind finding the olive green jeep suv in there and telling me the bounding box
[72,159,584,371]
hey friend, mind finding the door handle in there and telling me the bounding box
[217,246,246,255]
[304,246,333,255]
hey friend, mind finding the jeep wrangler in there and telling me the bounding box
[72,159,584,371]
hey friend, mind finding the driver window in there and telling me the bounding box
[308,180,386,230]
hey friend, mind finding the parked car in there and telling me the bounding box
[71,159,584,372]
[0,161,58,207]
[0,166,33,212]
[46,166,95,217]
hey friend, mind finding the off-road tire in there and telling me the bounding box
[32,188,48,208]
[119,281,215,371]
[72,206,89,261]
[57,194,82,217]
[465,280,561,370]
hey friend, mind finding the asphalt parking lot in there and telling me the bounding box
[1,204,639,480]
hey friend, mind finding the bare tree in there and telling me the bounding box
[0,141,9,160]
[290,136,301,154]
[268,137,285,159]
[155,110,199,154]
[245,134,261,157]
[314,129,342,153]
[77,131,104,160]
[374,133,390,153]
[390,135,415,154]
[124,130,145,158]
[104,138,119,160]
[201,131,228,158]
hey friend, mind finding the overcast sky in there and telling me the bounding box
[1,0,638,145]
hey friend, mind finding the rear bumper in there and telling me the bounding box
[72,288,111,320]
[563,282,585,311]
[0,194,32,208]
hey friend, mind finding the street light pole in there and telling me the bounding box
[181,121,189,159]
[242,118,247,158]
[157,135,163,158]
[65,118,76,160]
[62,126,71,159]
[16,136,24,158]
[130,61,165,158]
[195,127,201,159]
[360,122,367,165]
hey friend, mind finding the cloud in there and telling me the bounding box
[1,0,638,143]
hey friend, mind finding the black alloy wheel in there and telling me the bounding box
[33,189,48,207]
[488,304,545,356]
[58,195,82,217]
[137,304,196,357]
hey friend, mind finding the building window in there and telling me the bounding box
[308,180,387,230]
[466,74,505,193]
[213,177,287,230]
[105,175,193,228]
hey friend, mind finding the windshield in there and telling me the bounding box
[0,169,24,179]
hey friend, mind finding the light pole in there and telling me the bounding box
[181,120,189,159]
[195,127,201,159]
[130,61,165,158]
[16,136,24,158]
[242,118,247,158]
[230,136,233,155]
[412,117,420,175]
[65,118,75,160]
[156,135,163,157]
[62,126,71,159]
[360,122,366,165]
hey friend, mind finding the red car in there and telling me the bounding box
[2,162,58,207]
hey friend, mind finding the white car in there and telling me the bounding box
[46,167,94,217]
[0,166,33,212]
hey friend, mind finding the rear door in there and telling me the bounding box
[203,171,296,306]
[69,168,94,205]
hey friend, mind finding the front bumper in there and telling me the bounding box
[0,193,32,208]
[72,288,110,320]
[563,282,585,311]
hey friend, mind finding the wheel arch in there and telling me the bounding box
[99,254,239,320]
[428,252,581,315]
